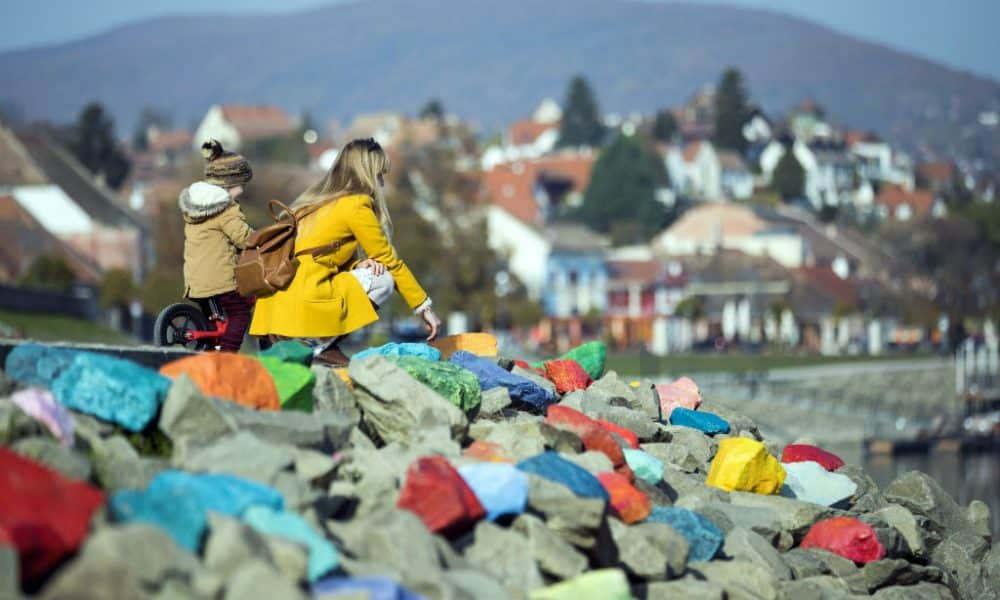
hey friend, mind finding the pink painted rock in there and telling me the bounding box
[655,376,701,418]
[799,516,885,564]
[10,388,75,446]
[781,444,845,471]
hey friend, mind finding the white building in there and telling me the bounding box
[665,140,722,200]
[193,104,296,151]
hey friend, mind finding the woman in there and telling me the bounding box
[249,138,442,365]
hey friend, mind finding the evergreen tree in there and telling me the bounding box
[652,109,678,143]
[575,133,670,244]
[557,75,606,148]
[69,102,131,189]
[419,99,445,121]
[771,146,806,201]
[131,107,171,151]
[712,67,750,154]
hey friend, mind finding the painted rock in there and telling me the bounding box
[781,443,845,471]
[431,333,498,359]
[516,451,609,501]
[352,342,442,363]
[9,387,75,446]
[243,505,339,582]
[781,461,857,507]
[542,359,593,394]
[463,440,514,463]
[670,407,730,435]
[597,472,651,524]
[3,343,79,387]
[645,506,723,562]
[256,340,314,365]
[705,437,786,494]
[800,516,886,564]
[546,405,634,482]
[594,419,640,449]
[623,449,664,485]
[458,462,529,521]
[256,356,316,412]
[397,456,486,538]
[532,341,608,381]
[160,353,280,411]
[388,355,481,414]
[450,351,556,412]
[311,577,423,600]
[655,376,702,418]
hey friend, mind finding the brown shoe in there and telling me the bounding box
[314,344,350,367]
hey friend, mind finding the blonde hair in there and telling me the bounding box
[290,137,392,239]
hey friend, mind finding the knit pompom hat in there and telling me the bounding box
[201,139,252,187]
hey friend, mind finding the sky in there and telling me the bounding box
[2,0,998,81]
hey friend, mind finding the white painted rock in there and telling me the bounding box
[780,461,857,507]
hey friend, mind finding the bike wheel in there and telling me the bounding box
[153,303,211,350]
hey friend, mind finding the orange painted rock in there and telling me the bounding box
[397,456,486,538]
[594,419,640,449]
[463,441,513,463]
[543,359,593,394]
[546,406,634,482]
[597,472,651,524]
[431,333,498,360]
[160,353,280,411]
[800,517,885,564]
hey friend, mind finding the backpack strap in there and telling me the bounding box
[294,235,355,259]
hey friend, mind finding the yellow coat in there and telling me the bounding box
[249,194,428,338]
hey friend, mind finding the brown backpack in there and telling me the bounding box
[235,199,352,298]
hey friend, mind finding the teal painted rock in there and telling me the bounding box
[623,448,664,485]
[353,342,441,363]
[4,343,79,387]
[533,341,607,381]
[109,470,283,551]
[51,352,170,432]
[387,355,481,414]
[243,505,339,582]
[256,356,316,412]
[257,341,313,365]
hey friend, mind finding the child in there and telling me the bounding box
[178,139,254,352]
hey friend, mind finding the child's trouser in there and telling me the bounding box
[194,290,252,352]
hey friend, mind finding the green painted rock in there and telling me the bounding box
[257,341,313,366]
[256,357,316,412]
[388,355,481,414]
[533,341,607,381]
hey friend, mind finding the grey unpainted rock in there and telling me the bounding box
[804,549,868,596]
[223,560,307,600]
[776,576,852,599]
[723,527,792,581]
[637,578,724,599]
[461,522,544,597]
[703,501,793,551]
[91,435,167,492]
[204,514,308,583]
[76,524,203,591]
[729,491,841,541]
[310,365,359,416]
[869,504,927,559]
[659,464,727,506]
[173,431,295,485]
[883,471,970,539]
[861,558,943,593]
[442,569,509,600]
[158,375,237,443]
[39,554,149,600]
[327,509,442,578]
[608,518,688,581]
[781,548,833,580]
[12,436,92,481]
[587,371,638,407]
[699,401,761,440]
[590,405,659,440]
[0,399,47,445]
[647,427,714,473]
[1,543,18,600]
[871,582,955,599]
[930,530,995,600]
[524,474,618,566]
[511,365,558,397]
[512,513,588,581]
[349,356,468,444]
[479,386,512,415]
[965,499,991,539]
[838,463,888,513]
[560,450,614,476]
[688,559,778,600]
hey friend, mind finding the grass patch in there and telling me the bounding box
[605,352,931,376]
[0,309,135,345]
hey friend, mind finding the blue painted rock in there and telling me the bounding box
[669,407,730,435]
[109,470,283,551]
[4,343,80,387]
[450,351,556,412]
[52,352,171,432]
[517,451,609,502]
[387,355,481,414]
[622,449,664,485]
[645,506,724,562]
[352,342,442,363]
[255,356,316,412]
[781,461,857,507]
[243,505,339,582]
[256,340,314,365]
[458,462,529,521]
[311,577,424,600]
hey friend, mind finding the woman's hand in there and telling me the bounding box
[356,258,386,276]
[421,308,442,341]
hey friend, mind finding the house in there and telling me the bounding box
[759,139,856,210]
[192,104,296,151]
[742,107,772,146]
[717,151,754,199]
[0,195,102,285]
[481,152,595,227]
[543,223,609,319]
[605,257,688,351]
[874,183,944,221]
[788,99,834,143]
[482,99,563,170]
[847,132,913,188]
[915,161,956,194]
[664,140,722,200]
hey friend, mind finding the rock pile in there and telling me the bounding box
[0,337,996,599]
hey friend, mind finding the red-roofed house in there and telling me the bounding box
[874,183,943,221]
[481,153,595,226]
[193,104,296,151]
[915,161,956,193]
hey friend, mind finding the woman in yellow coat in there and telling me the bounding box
[249,138,442,365]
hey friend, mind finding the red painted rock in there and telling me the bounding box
[546,406,634,482]
[160,353,281,411]
[513,360,532,371]
[781,444,845,471]
[655,376,702,418]
[397,456,486,538]
[594,419,640,449]
[0,448,106,584]
[597,472,652,524]
[542,359,593,394]
[799,517,885,564]
[463,441,513,463]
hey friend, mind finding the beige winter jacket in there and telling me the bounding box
[180,182,253,298]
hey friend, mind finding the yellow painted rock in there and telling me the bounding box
[430,333,498,359]
[529,569,631,600]
[705,437,786,494]
[333,368,353,389]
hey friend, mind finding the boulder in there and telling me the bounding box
[522,474,611,554]
[310,577,424,600]
[11,437,91,481]
[310,365,359,416]
[396,456,486,538]
[597,472,652,524]
[386,355,481,414]
[688,559,778,600]
[0,448,105,585]
[729,492,840,541]
[9,388,75,446]
[527,568,630,600]
[705,437,785,495]
[512,365,561,399]
[545,341,607,381]
[352,342,442,363]
[800,517,886,564]
[643,427,714,474]
[561,450,615,476]
[223,560,308,600]
[37,553,149,600]
[242,505,339,582]
[587,371,639,408]
[255,356,316,412]
[204,514,293,581]
[349,356,468,443]
[781,444,845,471]
[622,448,664,484]
[869,504,927,559]
[636,579,724,599]
[462,440,513,463]
[722,527,792,580]
[701,501,791,550]
[930,530,994,600]
[669,407,730,435]
[457,462,528,521]
[0,398,48,445]
[479,386,512,416]
[256,340,314,365]
[442,570,509,600]
[53,353,171,432]
[871,582,957,599]
[173,431,296,484]
[541,359,593,394]
[861,558,944,593]
[781,460,857,507]
[777,576,853,599]
[462,521,545,597]
[77,523,203,590]
[592,406,660,442]
[608,518,688,581]
[213,400,354,451]
[780,547,833,580]
[594,419,639,449]
[3,343,78,387]
[517,451,609,501]
[512,514,589,580]
[545,405,633,481]
[965,499,992,539]
[158,375,238,443]
[883,470,975,539]
[0,536,17,600]
[450,351,555,412]
[90,435,167,493]
[646,507,724,562]
[430,333,498,359]
[655,376,701,418]
[837,463,888,513]
[159,353,280,411]
[803,548,877,595]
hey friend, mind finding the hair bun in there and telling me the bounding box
[201,139,224,161]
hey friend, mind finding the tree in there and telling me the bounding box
[575,133,670,244]
[651,109,678,143]
[19,255,76,292]
[712,67,750,154]
[132,107,172,151]
[419,99,445,121]
[556,75,606,148]
[771,147,806,201]
[67,102,131,189]
[99,268,136,309]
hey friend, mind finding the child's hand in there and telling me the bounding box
[357,259,386,276]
